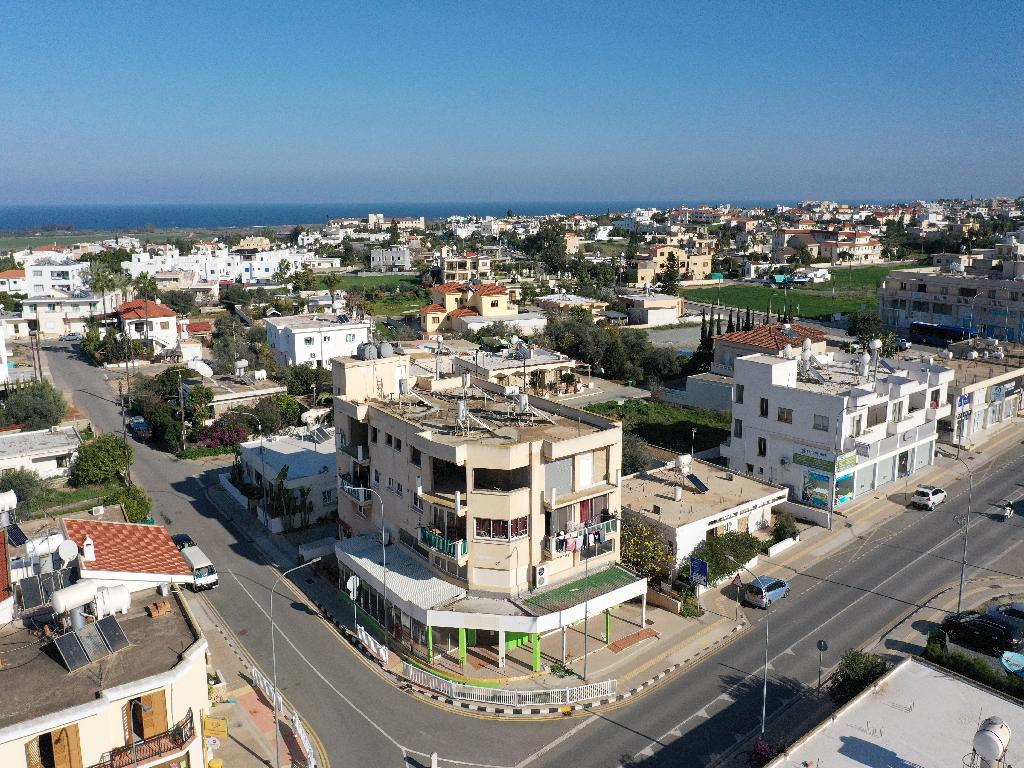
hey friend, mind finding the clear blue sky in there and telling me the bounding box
[1,1,1021,205]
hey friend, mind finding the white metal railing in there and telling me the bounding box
[401,662,615,706]
[357,625,390,666]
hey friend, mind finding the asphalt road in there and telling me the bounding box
[44,342,1024,768]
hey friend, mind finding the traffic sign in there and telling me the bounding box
[817,639,828,653]
[346,575,360,600]
[731,574,743,588]
[690,558,709,587]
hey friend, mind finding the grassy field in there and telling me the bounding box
[585,399,730,454]
[682,264,924,318]
[21,480,124,518]
[335,274,421,290]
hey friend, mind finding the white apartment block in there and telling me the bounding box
[25,259,91,296]
[370,245,414,272]
[240,248,306,284]
[720,349,953,515]
[22,291,123,337]
[265,314,371,367]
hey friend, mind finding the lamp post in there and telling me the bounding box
[343,484,390,641]
[270,557,322,768]
[954,454,974,614]
[726,554,770,735]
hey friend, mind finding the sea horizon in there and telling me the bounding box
[0,199,910,233]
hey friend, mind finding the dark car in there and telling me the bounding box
[987,602,1024,629]
[127,416,152,441]
[942,611,1024,655]
[171,533,198,552]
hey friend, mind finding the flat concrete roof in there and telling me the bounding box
[770,657,1024,768]
[265,314,370,332]
[0,427,79,460]
[240,428,335,479]
[0,588,200,728]
[452,347,573,373]
[622,459,787,528]
[184,373,287,399]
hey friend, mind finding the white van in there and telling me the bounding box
[181,546,219,591]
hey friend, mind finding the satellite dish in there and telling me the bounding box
[57,539,78,566]
[188,359,214,378]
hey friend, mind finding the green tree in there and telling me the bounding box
[185,384,215,425]
[846,310,884,340]
[288,225,305,245]
[283,364,332,397]
[132,272,159,349]
[3,381,68,429]
[0,468,46,508]
[105,484,153,523]
[387,220,401,245]
[72,434,131,486]
[659,252,680,295]
[273,258,292,283]
[620,515,673,584]
[827,650,893,706]
[771,510,799,543]
[621,433,656,474]
[158,289,198,316]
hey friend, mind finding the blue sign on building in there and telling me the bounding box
[690,558,709,587]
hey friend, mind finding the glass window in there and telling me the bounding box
[394,438,402,451]
[304,337,314,345]
[734,419,743,438]
[370,427,378,442]
[411,447,421,466]
[757,437,767,456]
[759,398,768,417]
[813,414,829,431]
[777,407,793,424]
[735,384,744,404]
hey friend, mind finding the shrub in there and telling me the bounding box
[3,381,68,430]
[621,433,656,475]
[195,422,248,449]
[689,531,764,583]
[105,484,153,523]
[772,510,799,543]
[0,468,46,508]
[827,650,893,706]
[72,434,131,486]
[923,637,1024,701]
[620,515,674,584]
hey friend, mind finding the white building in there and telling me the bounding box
[239,248,306,284]
[0,269,26,293]
[25,258,90,296]
[370,245,414,272]
[265,314,372,368]
[720,348,953,515]
[23,290,123,337]
[111,299,180,352]
[237,428,339,533]
[0,427,81,478]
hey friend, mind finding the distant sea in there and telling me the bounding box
[0,201,797,232]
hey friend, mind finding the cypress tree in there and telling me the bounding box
[700,309,708,345]
[715,312,723,336]
[745,306,753,331]
[726,309,735,334]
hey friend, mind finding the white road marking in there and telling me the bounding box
[513,715,598,768]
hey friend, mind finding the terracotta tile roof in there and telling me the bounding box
[33,244,68,252]
[714,322,828,350]
[420,304,447,314]
[62,519,192,577]
[472,283,508,296]
[434,282,466,294]
[449,307,480,318]
[0,530,9,601]
[115,299,177,320]
[186,321,213,333]
[0,269,25,279]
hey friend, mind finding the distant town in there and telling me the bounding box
[1,193,1024,768]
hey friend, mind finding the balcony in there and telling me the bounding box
[87,709,195,768]
[418,526,467,559]
[542,517,619,560]
[339,474,372,509]
[339,441,370,466]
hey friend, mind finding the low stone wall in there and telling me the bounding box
[780,500,831,528]
[646,589,683,614]
[766,534,800,558]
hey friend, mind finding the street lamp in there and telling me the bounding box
[725,554,769,735]
[270,557,322,768]
[954,454,974,614]
[343,483,390,641]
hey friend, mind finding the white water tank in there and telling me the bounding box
[26,533,65,558]
[0,489,17,513]
[52,580,98,615]
[974,717,1011,765]
[94,585,131,618]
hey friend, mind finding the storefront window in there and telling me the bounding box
[834,473,854,505]
[800,470,830,508]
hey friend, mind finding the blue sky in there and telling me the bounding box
[1,1,1021,205]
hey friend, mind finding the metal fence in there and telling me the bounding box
[358,624,390,665]
[402,662,615,706]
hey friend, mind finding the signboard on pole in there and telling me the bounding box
[346,575,360,600]
[690,558,709,587]
[731,574,743,589]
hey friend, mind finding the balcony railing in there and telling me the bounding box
[340,442,370,464]
[87,709,195,768]
[339,474,371,504]
[542,517,619,559]
[419,526,467,559]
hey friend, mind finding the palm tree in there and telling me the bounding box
[528,369,546,394]
[87,266,118,318]
[559,371,577,394]
[132,272,158,351]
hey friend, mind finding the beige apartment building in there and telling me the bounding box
[442,250,494,283]
[332,350,646,671]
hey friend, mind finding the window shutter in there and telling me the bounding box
[51,724,83,768]
[141,690,168,738]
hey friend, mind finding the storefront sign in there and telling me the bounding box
[957,393,972,408]
[793,452,834,472]
[835,452,857,471]
[203,716,229,738]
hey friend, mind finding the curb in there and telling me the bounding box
[311,591,751,717]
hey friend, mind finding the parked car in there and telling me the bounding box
[743,576,790,609]
[987,602,1024,628]
[942,611,1024,655]
[171,533,198,552]
[61,332,83,342]
[911,485,946,510]
[181,545,219,590]
[897,337,912,351]
[126,416,152,441]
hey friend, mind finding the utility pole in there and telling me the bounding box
[177,371,186,454]
[118,380,132,486]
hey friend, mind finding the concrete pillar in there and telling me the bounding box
[467,628,477,646]
[427,625,434,664]
[562,626,567,662]
[458,627,467,666]
[498,630,506,669]
[641,592,647,627]
[605,608,611,644]
[531,632,541,672]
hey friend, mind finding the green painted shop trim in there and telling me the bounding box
[531,632,541,672]
[404,656,501,687]
[505,631,530,649]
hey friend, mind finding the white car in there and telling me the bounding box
[911,485,946,510]
[62,332,83,342]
